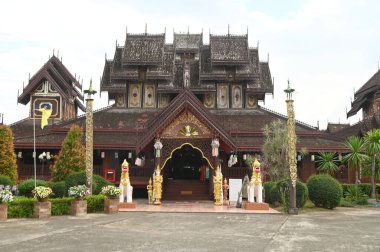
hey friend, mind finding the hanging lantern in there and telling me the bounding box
[211,139,220,157]
[154,139,163,158]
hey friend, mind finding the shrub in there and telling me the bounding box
[7,196,36,218]
[18,179,48,197]
[272,179,309,208]
[0,125,18,184]
[0,175,13,186]
[48,181,66,198]
[100,185,121,198]
[339,198,354,207]
[65,171,112,195]
[87,194,106,213]
[353,195,369,205]
[50,197,74,216]
[307,174,342,209]
[263,181,276,204]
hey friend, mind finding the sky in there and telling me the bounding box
[1,0,380,129]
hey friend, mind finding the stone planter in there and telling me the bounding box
[71,199,87,216]
[104,198,119,214]
[0,204,8,222]
[33,201,51,219]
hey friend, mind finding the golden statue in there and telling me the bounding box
[153,165,163,205]
[147,177,153,204]
[213,165,223,206]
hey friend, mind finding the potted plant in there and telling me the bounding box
[0,189,13,222]
[68,185,88,216]
[32,186,53,218]
[101,185,121,214]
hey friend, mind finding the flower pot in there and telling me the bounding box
[0,204,7,222]
[71,199,87,216]
[38,197,49,202]
[104,198,119,214]
[33,201,51,219]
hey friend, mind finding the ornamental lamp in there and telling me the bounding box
[154,139,163,158]
[84,79,97,100]
[284,79,295,100]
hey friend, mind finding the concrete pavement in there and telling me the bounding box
[0,207,379,252]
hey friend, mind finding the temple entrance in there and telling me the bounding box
[162,143,213,201]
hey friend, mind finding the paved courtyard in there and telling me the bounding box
[0,207,379,252]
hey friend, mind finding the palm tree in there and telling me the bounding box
[315,152,340,175]
[364,129,380,199]
[342,136,368,199]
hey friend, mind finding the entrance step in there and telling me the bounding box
[164,180,211,201]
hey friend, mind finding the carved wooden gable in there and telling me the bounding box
[161,110,212,138]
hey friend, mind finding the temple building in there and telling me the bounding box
[11,29,352,200]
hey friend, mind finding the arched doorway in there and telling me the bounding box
[161,143,213,201]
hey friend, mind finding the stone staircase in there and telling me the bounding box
[163,179,211,201]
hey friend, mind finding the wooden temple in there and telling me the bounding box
[11,29,372,200]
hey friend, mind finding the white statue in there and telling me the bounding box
[248,159,263,203]
[119,159,133,203]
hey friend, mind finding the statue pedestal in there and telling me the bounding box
[244,202,269,211]
[119,202,136,209]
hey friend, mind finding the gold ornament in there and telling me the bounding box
[147,177,153,204]
[153,165,163,205]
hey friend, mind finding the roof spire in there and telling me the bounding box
[105,53,107,60]
[53,48,55,56]
[187,26,189,34]
[28,73,30,81]
[164,26,166,35]
[267,53,270,63]
[257,40,259,50]
[116,39,117,48]
[247,26,249,36]
[145,23,147,35]
[228,24,230,36]
[17,89,19,104]
[23,81,24,90]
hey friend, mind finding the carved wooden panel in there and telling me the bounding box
[217,84,229,108]
[246,94,258,108]
[158,94,170,108]
[128,84,141,108]
[203,93,215,108]
[115,94,126,108]
[231,85,242,108]
[161,110,212,138]
[143,84,156,108]
[31,95,61,119]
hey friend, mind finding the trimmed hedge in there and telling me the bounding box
[87,194,106,213]
[0,175,13,186]
[18,179,48,197]
[7,196,37,218]
[65,171,112,195]
[270,179,309,208]
[307,174,342,209]
[263,181,276,204]
[49,181,66,198]
[50,197,74,215]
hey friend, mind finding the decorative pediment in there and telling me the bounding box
[161,110,212,138]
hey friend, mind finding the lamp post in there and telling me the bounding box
[284,80,298,215]
[38,152,51,179]
[84,79,97,195]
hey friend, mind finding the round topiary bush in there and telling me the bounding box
[18,179,48,197]
[273,179,309,208]
[0,175,13,186]
[65,171,112,195]
[307,174,342,209]
[48,181,66,198]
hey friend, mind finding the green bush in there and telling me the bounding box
[342,183,380,198]
[307,174,342,209]
[65,171,112,195]
[263,181,276,204]
[48,181,66,198]
[339,197,354,207]
[272,179,309,208]
[269,183,282,206]
[7,196,37,218]
[18,179,48,197]
[87,194,106,213]
[0,175,13,186]
[50,197,74,215]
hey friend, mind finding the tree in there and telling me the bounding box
[262,120,289,181]
[342,136,368,199]
[315,152,340,175]
[51,125,86,181]
[0,125,18,184]
[364,129,380,199]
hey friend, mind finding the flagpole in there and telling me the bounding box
[33,114,36,188]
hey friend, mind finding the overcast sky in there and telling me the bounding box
[1,0,379,129]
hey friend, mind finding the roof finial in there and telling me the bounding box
[17,89,19,103]
[105,53,107,60]
[145,23,147,35]
[23,81,24,89]
[53,48,55,56]
[247,26,249,36]
[257,40,259,50]
[228,24,230,36]
[116,39,117,48]
[164,26,166,35]
[187,26,189,34]
[57,50,59,58]
[28,73,30,81]
[378,60,379,71]
[61,56,62,62]
[267,53,270,63]
[317,121,319,130]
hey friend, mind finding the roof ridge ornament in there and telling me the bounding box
[284,79,295,100]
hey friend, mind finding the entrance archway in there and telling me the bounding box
[161,143,213,201]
